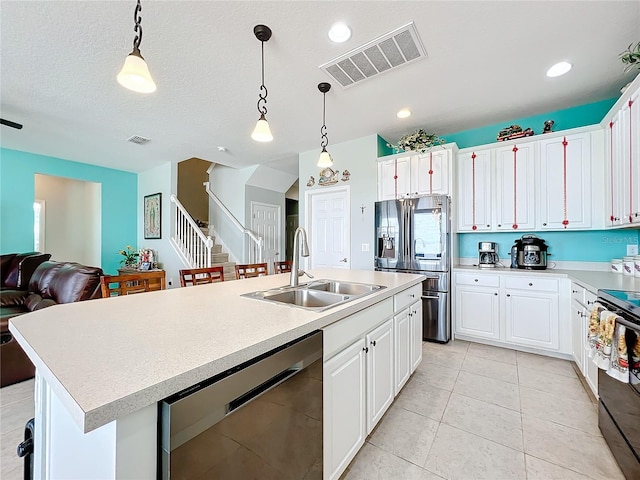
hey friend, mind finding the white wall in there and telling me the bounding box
[138,161,184,288]
[299,135,378,271]
[34,174,101,267]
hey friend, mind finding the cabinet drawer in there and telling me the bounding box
[394,284,422,313]
[505,276,559,293]
[571,283,586,304]
[584,289,597,309]
[455,272,499,288]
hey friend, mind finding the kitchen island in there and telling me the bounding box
[9,268,423,479]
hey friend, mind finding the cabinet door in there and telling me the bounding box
[394,308,411,395]
[323,338,366,480]
[378,157,411,200]
[366,317,394,433]
[412,150,450,196]
[495,142,536,231]
[618,95,636,225]
[571,299,586,375]
[504,289,559,350]
[538,133,592,230]
[454,285,500,340]
[606,111,626,226]
[410,299,423,372]
[630,88,640,224]
[457,150,492,231]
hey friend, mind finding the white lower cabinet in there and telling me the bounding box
[570,282,598,397]
[366,318,395,432]
[453,271,569,355]
[323,284,423,480]
[394,308,411,395]
[323,338,367,480]
[410,300,423,372]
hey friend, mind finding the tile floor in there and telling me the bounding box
[0,340,626,480]
[342,340,624,480]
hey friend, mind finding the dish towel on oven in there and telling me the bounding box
[586,302,604,358]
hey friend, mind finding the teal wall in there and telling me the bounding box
[0,148,137,274]
[460,230,639,264]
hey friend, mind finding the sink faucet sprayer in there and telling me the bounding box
[291,227,313,287]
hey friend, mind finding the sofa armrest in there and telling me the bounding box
[17,253,52,289]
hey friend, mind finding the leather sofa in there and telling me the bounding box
[0,259,104,387]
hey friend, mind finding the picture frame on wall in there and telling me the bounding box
[144,193,162,239]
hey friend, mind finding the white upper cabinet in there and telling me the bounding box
[378,156,411,201]
[603,74,640,228]
[377,145,456,201]
[457,149,492,231]
[537,132,592,230]
[494,142,536,231]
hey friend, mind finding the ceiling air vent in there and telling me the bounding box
[127,135,150,145]
[319,22,426,88]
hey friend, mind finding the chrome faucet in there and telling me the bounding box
[291,227,312,287]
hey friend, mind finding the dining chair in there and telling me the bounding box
[179,266,225,287]
[99,270,166,297]
[273,260,292,274]
[235,263,268,279]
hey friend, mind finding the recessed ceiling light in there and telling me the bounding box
[397,108,411,119]
[328,23,351,43]
[546,61,572,78]
[217,146,227,152]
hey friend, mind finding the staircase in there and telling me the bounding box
[200,228,237,281]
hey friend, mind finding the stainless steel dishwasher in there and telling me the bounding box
[159,331,323,480]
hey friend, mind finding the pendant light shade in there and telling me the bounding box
[251,25,273,142]
[117,0,156,93]
[251,113,273,142]
[317,82,333,167]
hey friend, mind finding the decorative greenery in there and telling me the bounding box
[620,41,640,73]
[387,129,446,154]
[118,245,139,267]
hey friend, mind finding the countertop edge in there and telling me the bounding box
[11,274,424,433]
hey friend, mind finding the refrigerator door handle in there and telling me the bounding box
[421,295,440,300]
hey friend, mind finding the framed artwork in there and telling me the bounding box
[144,193,162,239]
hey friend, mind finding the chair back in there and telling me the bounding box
[235,263,268,279]
[274,260,292,274]
[179,266,224,286]
[100,271,166,297]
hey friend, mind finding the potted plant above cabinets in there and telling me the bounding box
[378,130,455,200]
[620,41,640,93]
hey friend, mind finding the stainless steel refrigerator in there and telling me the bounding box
[375,195,451,343]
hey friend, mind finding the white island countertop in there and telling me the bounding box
[9,268,423,433]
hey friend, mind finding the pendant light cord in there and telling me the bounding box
[320,92,328,148]
[132,0,142,53]
[257,41,268,115]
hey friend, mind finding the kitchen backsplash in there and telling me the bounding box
[458,230,640,262]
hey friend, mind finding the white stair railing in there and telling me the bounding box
[204,182,264,263]
[170,194,214,268]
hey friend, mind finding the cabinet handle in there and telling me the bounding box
[529,283,533,287]
[371,340,377,347]
[498,224,502,227]
[572,290,578,294]
[410,294,415,298]
[474,279,479,282]
[494,292,498,296]
[363,347,369,353]
[487,225,490,228]
[506,294,511,297]
[543,223,547,226]
[587,300,595,305]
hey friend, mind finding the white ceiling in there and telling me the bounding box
[1,1,639,175]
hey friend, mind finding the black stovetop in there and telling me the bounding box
[598,289,640,322]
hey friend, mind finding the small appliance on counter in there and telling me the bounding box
[478,242,499,268]
[511,234,549,270]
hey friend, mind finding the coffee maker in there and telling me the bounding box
[478,242,499,268]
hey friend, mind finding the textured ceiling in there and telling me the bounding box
[1,1,639,175]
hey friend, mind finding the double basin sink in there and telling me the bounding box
[242,279,386,311]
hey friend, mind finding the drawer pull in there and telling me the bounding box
[363,347,369,353]
[529,283,533,286]
[587,300,595,305]
[371,340,377,347]
[572,290,578,294]
[494,293,498,296]
[474,279,478,282]
[410,294,415,298]
[506,294,511,297]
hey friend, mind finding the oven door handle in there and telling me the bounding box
[615,316,640,331]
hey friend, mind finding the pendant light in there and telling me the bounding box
[317,82,333,168]
[251,25,273,142]
[117,0,156,93]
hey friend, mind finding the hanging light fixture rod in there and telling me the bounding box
[251,24,274,142]
[317,82,333,168]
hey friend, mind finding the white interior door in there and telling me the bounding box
[306,186,350,269]
[251,202,281,270]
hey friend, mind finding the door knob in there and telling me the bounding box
[339,258,348,262]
